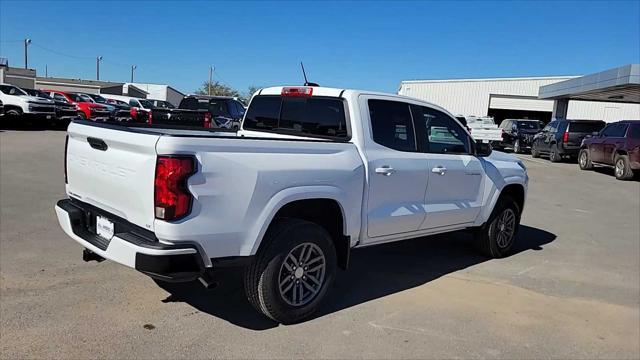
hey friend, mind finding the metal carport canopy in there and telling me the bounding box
[538,64,640,103]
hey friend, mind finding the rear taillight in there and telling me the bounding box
[563,131,569,143]
[147,111,153,125]
[64,135,69,184]
[204,112,212,128]
[281,87,313,97]
[154,156,195,221]
[131,107,138,119]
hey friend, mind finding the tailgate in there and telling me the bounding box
[66,122,160,231]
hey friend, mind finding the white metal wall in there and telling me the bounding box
[128,83,185,106]
[399,77,640,122]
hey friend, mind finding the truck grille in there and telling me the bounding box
[29,105,55,113]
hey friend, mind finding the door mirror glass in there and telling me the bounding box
[475,141,492,157]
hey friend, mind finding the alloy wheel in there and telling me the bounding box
[579,152,587,167]
[495,208,516,249]
[615,159,625,178]
[278,242,326,307]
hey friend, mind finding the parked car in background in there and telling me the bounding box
[84,93,131,122]
[151,95,245,129]
[578,120,640,180]
[23,88,78,125]
[0,99,4,117]
[45,90,110,121]
[531,119,606,162]
[0,84,55,123]
[101,95,153,123]
[55,85,528,324]
[493,119,543,153]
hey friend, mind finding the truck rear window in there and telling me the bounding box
[244,95,348,139]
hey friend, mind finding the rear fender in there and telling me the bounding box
[246,186,356,256]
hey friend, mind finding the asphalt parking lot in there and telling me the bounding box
[1,129,639,359]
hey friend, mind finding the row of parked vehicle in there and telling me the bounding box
[492,118,640,180]
[0,83,247,130]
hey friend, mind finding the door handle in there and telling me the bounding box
[375,166,395,176]
[431,166,447,175]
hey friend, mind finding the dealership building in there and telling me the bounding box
[398,64,639,124]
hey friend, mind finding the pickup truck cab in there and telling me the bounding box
[0,84,55,123]
[55,86,528,323]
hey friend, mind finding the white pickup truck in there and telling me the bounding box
[55,86,528,323]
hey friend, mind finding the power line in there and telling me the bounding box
[30,42,94,60]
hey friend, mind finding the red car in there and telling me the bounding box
[44,90,110,121]
[579,120,640,180]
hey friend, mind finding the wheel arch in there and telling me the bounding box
[3,104,23,114]
[248,187,355,270]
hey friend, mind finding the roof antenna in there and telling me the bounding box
[300,62,319,87]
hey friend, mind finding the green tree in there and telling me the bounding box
[195,81,241,98]
[243,85,260,104]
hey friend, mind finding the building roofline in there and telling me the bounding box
[400,75,580,85]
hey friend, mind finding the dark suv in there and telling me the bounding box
[578,120,640,180]
[531,119,605,162]
[493,119,543,153]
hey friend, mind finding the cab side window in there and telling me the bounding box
[368,100,416,152]
[420,106,470,154]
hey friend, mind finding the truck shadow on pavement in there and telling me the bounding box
[155,225,555,330]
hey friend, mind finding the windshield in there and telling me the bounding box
[516,120,540,130]
[0,85,28,96]
[89,94,108,104]
[68,93,92,103]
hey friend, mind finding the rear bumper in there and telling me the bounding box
[559,145,580,156]
[55,198,206,282]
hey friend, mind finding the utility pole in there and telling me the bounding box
[96,56,103,80]
[208,66,214,95]
[24,39,31,69]
[131,65,137,83]
[45,65,48,77]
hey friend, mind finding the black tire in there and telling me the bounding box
[78,112,87,120]
[244,218,337,324]
[578,149,593,170]
[513,139,523,154]
[614,154,634,180]
[549,144,561,162]
[476,196,521,258]
[531,144,540,158]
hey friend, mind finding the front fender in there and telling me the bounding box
[246,186,359,256]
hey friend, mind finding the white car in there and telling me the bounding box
[55,86,528,323]
[0,84,55,122]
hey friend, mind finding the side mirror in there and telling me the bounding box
[475,141,492,157]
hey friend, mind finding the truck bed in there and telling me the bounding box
[64,120,364,258]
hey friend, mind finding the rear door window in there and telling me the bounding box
[244,95,348,139]
[629,125,640,139]
[368,99,416,152]
[602,123,627,137]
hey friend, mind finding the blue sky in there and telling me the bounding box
[1,1,638,94]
